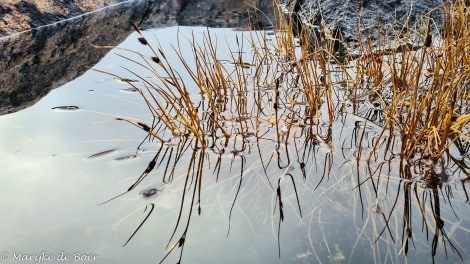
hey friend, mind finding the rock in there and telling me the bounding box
[175,0,273,29]
[1,1,126,37]
[141,0,275,29]
[280,0,446,58]
[0,0,166,114]
[0,0,275,115]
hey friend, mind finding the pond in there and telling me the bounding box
[1,20,470,264]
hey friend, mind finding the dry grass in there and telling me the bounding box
[96,1,469,168]
[93,0,470,263]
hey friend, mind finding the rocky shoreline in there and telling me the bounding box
[280,0,447,59]
[0,0,165,114]
[2,0,448,114]
[0,0,274,114]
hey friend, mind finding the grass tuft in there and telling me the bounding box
[94,1,470,263]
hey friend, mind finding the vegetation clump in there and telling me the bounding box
[95,1,470,263]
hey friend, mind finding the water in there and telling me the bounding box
[1,26,470,264]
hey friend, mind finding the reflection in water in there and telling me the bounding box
[0,0,274,114]
[140,188,158,198]
[114,154,139,161]
[1,25,469,263]
[104,109,469,263]
[0,0,168,114]
[129,124,469,263]
[92,27,470,263]
[87,149,118,159]
[51,106,80,112]
[143,0,274,29]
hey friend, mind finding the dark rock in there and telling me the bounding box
[142,0,275,29]
[0,0,275,114]
[280,0,446,58]
[0,0,166,114]
[1,1,120,37]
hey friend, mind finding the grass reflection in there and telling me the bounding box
[94,1,470,263]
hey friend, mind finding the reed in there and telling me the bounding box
[357,0,470,170]
[94,0,470,263]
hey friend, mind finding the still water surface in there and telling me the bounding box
[1,26,469,264]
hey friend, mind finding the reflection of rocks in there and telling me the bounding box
[0,0,165,114]
[0,0,275,114]
[142,0,275,29]
[280,0,445,58]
